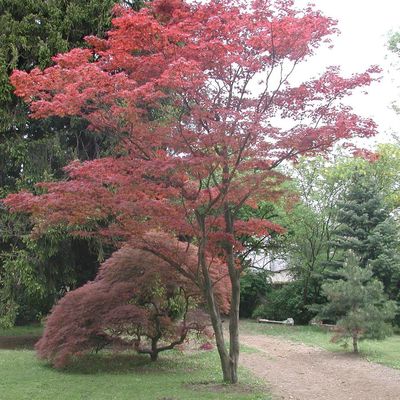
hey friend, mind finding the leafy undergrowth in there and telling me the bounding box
[240,319,400,369]
[0,346,269,400]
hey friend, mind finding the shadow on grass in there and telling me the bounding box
[43,351,196,375]
[185,381,259,395]
[0,335,40,350]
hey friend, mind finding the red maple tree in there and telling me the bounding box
[5,0,378,382]
[37,232,229,367]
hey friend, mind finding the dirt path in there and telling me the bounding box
[240,333,400,400]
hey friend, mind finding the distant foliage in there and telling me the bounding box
[389,31,400,59]
[239,269,271,318]
[37,233,230,367]
[0,0,148,327]
[252,281,314,324]
[271,150,400,326]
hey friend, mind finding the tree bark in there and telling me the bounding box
[150,336,159,361]
[228,272,240,383]
[224,203,240,384]
[196,212,232,382]
[352,334,358,353]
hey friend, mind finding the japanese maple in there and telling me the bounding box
[37,232,229,367]
[6,0,378,383]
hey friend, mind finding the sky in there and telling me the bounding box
[294,0,400,145]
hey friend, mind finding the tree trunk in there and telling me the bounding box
[228,271,240,384]
[352,334,358,353]
[203,275,232,382]
[196,213,232,382]
[303,270,310,304]
[224,203,240,384]
[151,338,159,361]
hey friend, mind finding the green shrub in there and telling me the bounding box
[240,269,271,318]
[252,282,315,324]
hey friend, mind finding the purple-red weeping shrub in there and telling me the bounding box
[36,234,230,367]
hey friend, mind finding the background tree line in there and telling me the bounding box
[242,145,400,330]
[0,0,146,327]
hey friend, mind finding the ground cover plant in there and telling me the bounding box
[239,320,400,369]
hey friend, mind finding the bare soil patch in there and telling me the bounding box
[240,333,400,400]
[186,382,255,394]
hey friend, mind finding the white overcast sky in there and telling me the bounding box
[294,0,400,144]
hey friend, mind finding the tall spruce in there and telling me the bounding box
[331,172,400,302]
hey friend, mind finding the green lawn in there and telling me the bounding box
[240,319,400,369]
[0,324,43,337]
[0,332,269,400]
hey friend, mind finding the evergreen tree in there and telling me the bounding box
[0,0,146,184]
[318,253,397,353]
[331,172,400,301]
[0,0,146,327]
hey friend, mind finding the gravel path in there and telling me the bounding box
[240,333,400,400]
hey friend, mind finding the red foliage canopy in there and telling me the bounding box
[6,1,378,252]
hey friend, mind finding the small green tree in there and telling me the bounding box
[317,253,397,353]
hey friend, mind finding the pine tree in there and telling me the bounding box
[331,172,400,301]
[318,253,397,353]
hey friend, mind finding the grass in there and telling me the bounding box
[240,319,400,369]
[0,324,43,337]
[0,326,269,400]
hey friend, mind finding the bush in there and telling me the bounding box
[252,281,315,324]
[240,269,271,318]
